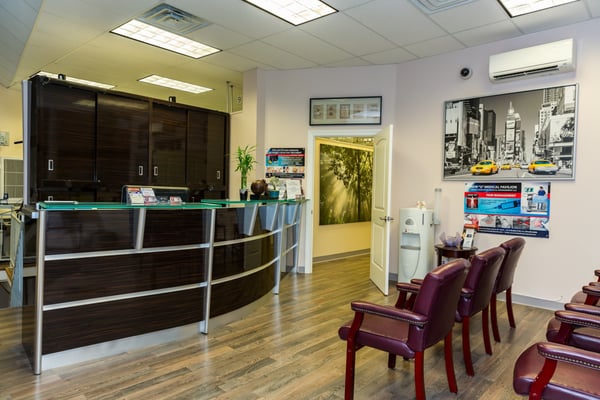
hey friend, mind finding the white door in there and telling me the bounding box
[370,125,393,295]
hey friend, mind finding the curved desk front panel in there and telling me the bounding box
[26,200,306,374]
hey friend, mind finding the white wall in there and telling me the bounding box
[249,18,600,305]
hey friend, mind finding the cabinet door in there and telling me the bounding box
[150,104,187,187]
[187,111,228,201]
[32,81,96,201]
[97,93,149,201]
[206,113,228,197]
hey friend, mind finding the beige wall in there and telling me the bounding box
[241,18,600,306]
[0,86,23,159]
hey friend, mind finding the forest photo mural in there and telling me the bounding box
[319,140,373,225]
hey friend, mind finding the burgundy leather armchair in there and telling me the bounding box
[545,273,600,352]
[569,270,600,305]
[514,310,600,399]
[338,259,468,400]
[455,246,506,376]
[547,302,600,352]
[396,246,506,376]
[491,237,526,342]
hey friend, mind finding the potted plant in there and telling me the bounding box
[235,145,257,200]
[267,176,281,199]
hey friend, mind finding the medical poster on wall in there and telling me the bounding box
[464,182,550,238]
[265,148,305,179]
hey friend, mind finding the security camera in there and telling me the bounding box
[460,67,472,79]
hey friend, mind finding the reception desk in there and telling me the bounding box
[23,199,305,374]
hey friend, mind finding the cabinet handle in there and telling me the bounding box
[153,166,159,176]
[216,170,221,180]
[138,165,144,176]
[48,159,54,171]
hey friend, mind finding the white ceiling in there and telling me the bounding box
[1,0,599,112]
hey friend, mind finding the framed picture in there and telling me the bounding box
[443,84,577,181]
[310,96,382,125]
[0,131,9,146]
[318,139,373,225]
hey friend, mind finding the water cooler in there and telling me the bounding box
[398,208,434,282]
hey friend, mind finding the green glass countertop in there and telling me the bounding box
[36,199,308,211]
[36,201,215,210]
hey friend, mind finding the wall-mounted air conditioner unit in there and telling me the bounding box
[489,38,575,82]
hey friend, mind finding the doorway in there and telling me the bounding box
[304,129,379,274]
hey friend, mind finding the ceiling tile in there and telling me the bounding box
[453,20,522,47]
[428,0,508,33]
[345,0,447,45]
[299,12,396,56]
[262,29,353,64]
[202,51,271,74]
[404,35,465,58]
[187,24,254,50]
[229,41,317,69]
[583,0,600,17]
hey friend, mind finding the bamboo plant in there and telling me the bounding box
[235,145,257,191]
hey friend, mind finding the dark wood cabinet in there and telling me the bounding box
[30,78,96,201]
[27,77,229,203]
[96,93,150,202]
[150,104,187,187]
[187,111,229,201]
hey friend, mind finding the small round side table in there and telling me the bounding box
[434,244,478,266]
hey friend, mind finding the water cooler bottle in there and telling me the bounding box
[398,208,434,282]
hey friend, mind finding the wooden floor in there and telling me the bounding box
[0,254,553,399]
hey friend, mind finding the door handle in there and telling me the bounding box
[379,216,394,222]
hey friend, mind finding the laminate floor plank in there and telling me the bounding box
[0,254,554,399]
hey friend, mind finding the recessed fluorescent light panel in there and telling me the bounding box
[138,75,212,94]
[111,19,220,59]
[497,0,578,17]
[244,0,337,25]
[35,71,115,89]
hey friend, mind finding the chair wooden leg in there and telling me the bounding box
[344,343,356,400]
[388,353,396,369]
[461,317,474,376]
[482,306,492,355]
[444,331,458,394]
[395,291,408,308]
[491,293,501,342]
[506,287,516,328]
[414,351,426,400]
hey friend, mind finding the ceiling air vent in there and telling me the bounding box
[410,0,476,13]
[138,3,211,34]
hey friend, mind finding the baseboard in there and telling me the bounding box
[499,292,564,311]
[312,249,370,264]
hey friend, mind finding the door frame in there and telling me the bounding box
[304,128,381,274]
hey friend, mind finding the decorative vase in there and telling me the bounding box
[250,179,267,197]
[239,188,248,201]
